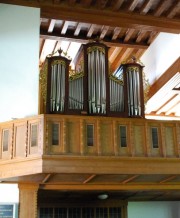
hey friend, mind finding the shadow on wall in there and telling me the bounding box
[171,203,180,218]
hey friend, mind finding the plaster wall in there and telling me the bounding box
[0,4,40,122]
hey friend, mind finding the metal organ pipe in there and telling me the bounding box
[87,46,106,114]
[126,67,141,116]
[69,74,84,110]
[50,60,66,112]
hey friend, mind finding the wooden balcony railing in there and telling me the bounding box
[0,114,180,161]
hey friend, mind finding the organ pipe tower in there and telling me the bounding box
[40,42,144,118]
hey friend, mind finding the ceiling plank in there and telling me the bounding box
[48,19,56,32]
[140,0,154,14]
[40,29,148,49]
[124,29,135,42]
[147,31,158,44]
[74,23,82,36]
[167,1,180,18]
[154,0,171,17]
[112,0,125,11]
[128,0,139,11]
[100,25,109,39]
[112,27,121,40]
[61,21,70,34]
[136,30,147,43]
[87,24,95,38]
[2,0,180,33]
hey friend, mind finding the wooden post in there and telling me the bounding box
[18,183,39,218]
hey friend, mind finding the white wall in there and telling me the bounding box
[141,33,180,84]
[128,202,180,218]
[0,184,19,203]
[0,4,40,122]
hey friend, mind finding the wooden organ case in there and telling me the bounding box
[40,42,144,118]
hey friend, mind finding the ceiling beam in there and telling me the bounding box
[41,183,180,191]
[40,29,149,49]
[148,57,180,99]
[2,0,180,33]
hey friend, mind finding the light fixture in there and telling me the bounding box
[98,193,108,200]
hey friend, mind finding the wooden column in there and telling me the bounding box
[18,183,39,218]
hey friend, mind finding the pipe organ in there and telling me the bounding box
[40,42,144,118]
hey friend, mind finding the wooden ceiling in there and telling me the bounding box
[2,0,180,118]
[2,172,180,201]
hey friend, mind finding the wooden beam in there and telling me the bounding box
[41,183,180,191]
[122,175,139,184]
[42,173,52,183]
[42,155,180,175]
[83,174,96,184]
[160,175,177,184]
[40,29,149,49]
[148,57,180,99]
[2,0,180,33]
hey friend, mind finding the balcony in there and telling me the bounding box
[0,114,180,179]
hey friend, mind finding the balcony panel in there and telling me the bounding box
[0,114,180,162]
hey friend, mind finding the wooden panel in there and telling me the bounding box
[0,124,13,160]
[133,125,145,156]
[67,121,80,154]
[84,120,98,155]
[165,126,175,157]
[149,125,161,157]
[100,121,113,155]
[14,122,27,158]
[48,122,62,154]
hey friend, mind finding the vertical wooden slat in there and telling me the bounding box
[128,121,134,156]
[44,117,49,155]
[62,118,68,154]
[96,120,101,155]
[160,123,166,157]
[38,116,44,155]
[174,123,180,157]
[113,120,119,156]
[145,122,151,157]
[80,119,85,155]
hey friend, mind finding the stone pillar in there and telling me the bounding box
[18,183,39,218]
